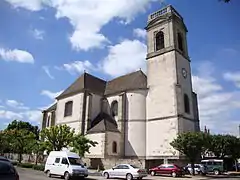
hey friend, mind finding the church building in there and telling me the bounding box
[41,5,200,169]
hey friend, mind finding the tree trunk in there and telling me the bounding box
[18,153,22,163]
[35,153,38,165]
[235,160,238,172]
[191,162,195,176]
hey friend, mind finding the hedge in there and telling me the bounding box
[17,163,44,171]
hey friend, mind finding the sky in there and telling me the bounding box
[0,0,239,135]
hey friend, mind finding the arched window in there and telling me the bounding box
[177,32,184,52]
[111,100,118,117]
[112,141,117,153]
[184,94,190,114]
[64,101,73,117]
[155,31,164,51]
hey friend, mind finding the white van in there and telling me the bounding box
[44,151,88,180]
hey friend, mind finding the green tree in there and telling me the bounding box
[5,129,36,163]
[208,134,233,158]
[6,120,40,139]
[170,132,207,175]
[40,125,75,153]
[71,134,98,157]
[225,136,240,171]
[0,131,11,155]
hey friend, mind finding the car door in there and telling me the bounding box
[60,157,69,176]
[120,165,130,178]
[111,165,123,178]
[158,165,166,174]
[51,157,61,175]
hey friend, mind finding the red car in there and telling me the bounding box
[149,164,184,177]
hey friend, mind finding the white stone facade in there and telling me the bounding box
[41,5,200,169]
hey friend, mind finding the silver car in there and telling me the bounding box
[102,164,148,180]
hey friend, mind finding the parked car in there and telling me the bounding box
[102,164,148,180]
[184,164,207,175]
[201,159,224,175]
[149,164,184,177]
[44,151,88,180]
[0,159,19,180]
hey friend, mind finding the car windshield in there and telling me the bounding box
[68,157,83,166]
[0,161,15,175]
[130,165,139,169]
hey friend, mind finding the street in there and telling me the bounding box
[17,167,239,180]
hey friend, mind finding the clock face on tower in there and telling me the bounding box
[182,68,187,79]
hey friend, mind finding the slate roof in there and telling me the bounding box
[55,70,147,100]
[104,70,147,96]
[43,103,57,112]
[87,112,119,134]
[56,73,107,99]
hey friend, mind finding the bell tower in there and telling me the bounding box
[145,5,200,162]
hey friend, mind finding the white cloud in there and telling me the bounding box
[0,110,23,120]
[4,0,43,11]
[192,62,240,135]
[41,90,63,100]
[100,39,147,77]
[57,60,94,75]
[0,48,34,63]
[192,76,222,98]
[20,110,42,124]
[6,99,29,110]
[133,28,147,39]
[31,28,45,40]
[5,0,157,51]
[223,72,240,88]
[42,66,54,79]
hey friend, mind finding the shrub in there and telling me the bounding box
[32,164,44,171]
[17,163,33,168]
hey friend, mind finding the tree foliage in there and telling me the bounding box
[0,131,11,155]
[5,129,36,163]
[71,134,98,157]
[170,132,207,175]
[6,120,39,139]
[40,124,75,153]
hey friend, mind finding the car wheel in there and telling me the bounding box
[46,170,51,178]
[126,173,133,180]
[150,171,155,176]
[214,169,220,175]
[104,172,109,179]
[172,172,177,178]
[64,172,70,180]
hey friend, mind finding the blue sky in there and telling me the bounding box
[0,0,239,135]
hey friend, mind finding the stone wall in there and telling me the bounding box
[82,157,146,170]
[82,157,189,170]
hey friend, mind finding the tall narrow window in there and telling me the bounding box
[178,32,184,52]
[111,100,118,117]
[184,94,190,114]
[46,116,50,127]
[64,101,73,117]
[155,31,164,51]
[112,141,117,153]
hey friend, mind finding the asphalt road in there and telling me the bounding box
[17,167,239,180]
